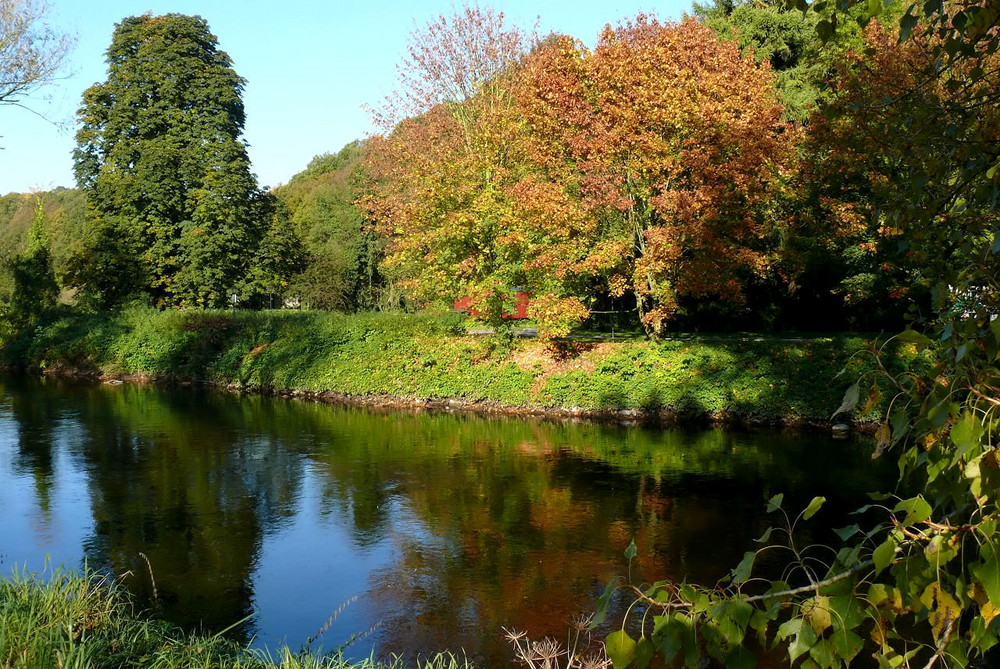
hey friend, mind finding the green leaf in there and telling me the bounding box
[655,613,693,664]
[988,164,1000,184]
[729,600,755,630]
[624,538,637,561]
[816,19,834,41]
[754,526,775,544]
[890,409,910,443]
[828,595,866,630]
[972,542,1000,606]
[951,412,985,464]
[970,615,998,649]
[634,637,655,669]
[831,383,859,419]
[927,400,957,429]
[591,579,617,628]
[606,630,637,669]
[834,524,861,541]
[873,536,898,574]
[830,628,864,663]
[731,552,757,585]
[749,609,771,647]
[924,534,959,566]
[894,329,932,350]
[724,645,758,669]
[867,583,892,608]
[788,622,818,663]
[899,10,919,41]
[893,495,932,526]
[803,496,827,520]
[863,0,884,21]
[809,638,836,668]
[766,493,784,513]
[777,617,800,641]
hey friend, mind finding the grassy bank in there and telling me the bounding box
[1,307,928,424]
[0,569,470,669]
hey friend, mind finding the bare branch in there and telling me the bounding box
[0,0,75,106]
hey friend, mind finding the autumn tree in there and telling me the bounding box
[364,4,575,330]
[370,2,533,132]
[601,4,1000,666]
[514,17,797,335]
[0,0,73,108]
[365,14,796,337]
[71,13,273,309]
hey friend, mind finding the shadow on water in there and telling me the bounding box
[0,375,895,665]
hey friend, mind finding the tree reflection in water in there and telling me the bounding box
[0,376,891,663]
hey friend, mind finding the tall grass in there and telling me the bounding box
[0,568,474,669]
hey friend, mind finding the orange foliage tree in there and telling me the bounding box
[514,16,799,335]
[801,19,1000,315]
[363,12,798,337]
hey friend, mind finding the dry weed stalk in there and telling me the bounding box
[503,614,610,669]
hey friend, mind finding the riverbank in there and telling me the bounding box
[0,568,470,669]
[1,307,928,426]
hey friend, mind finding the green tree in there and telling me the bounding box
[0,188,85,300]
[694,0,823,121]
[275,142,383,311]
[72,13,270,309]
[7,200,58,324]
[693,0,875,123]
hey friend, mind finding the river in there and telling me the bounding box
[0,375,891,664]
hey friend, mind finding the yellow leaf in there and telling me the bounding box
[870,617,891,649]
[920,583,962,643]
[804,596,832,635]
[982,602,999,626]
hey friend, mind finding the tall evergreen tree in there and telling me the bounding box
[72,13,269,308]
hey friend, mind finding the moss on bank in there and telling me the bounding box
[1,307,928,424]
[0,568,470,669]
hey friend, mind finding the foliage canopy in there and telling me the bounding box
[364,15,795,337]
[597,3,1000,667]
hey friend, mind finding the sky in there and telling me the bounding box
[1,0,692,195]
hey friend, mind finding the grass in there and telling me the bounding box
[0,567,474,669]
[0,306,934,424]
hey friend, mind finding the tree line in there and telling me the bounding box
[0,1,971,336]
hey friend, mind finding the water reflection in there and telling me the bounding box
[0,376,892,664]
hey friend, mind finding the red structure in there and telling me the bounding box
[453,291,530,319]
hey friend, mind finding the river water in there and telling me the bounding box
[0,375,891,664]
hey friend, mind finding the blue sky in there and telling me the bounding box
[0,0,692,195]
